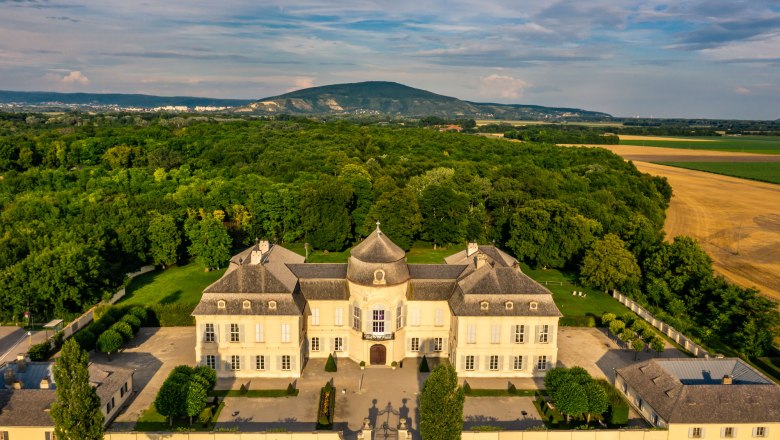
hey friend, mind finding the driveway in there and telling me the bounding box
[97,327,195,430]
[0,326,49,363]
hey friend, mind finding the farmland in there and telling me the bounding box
[658,162,780,185]
[619,135,780,154]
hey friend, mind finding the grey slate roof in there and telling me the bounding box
[458,265,551,296]
[193,293,305,316]
[449,290,561,316]
[88,363,133,404]
[346,256,410,286]
[407,280,457,301]
[204,264,292,294]
[350,227,405,263]
[0,389,54,426]
[616,358,780,424]
[299,280,349,300]
[408,264,467,280]
[444,245,517,267]
[287,264,348,279]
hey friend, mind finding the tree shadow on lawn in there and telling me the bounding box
[159,289,183,305]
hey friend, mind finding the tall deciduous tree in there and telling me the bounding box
[300,177,353,251]
[553,381,588,422]
[363,187,422,250]
[51,340,104,440]
[186,215,232,269]
[420,365,465,440]
[148,211,180,267]
[419,184,468,246]
[583,381,609,423]
[581,233,641,291]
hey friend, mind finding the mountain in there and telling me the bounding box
[0,90,254,109]
[242,81,611,120]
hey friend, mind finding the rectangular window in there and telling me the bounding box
[433,337,443,352]
[120,382,129,397]
[467,325,476,344]
[230,323,240,342]
[513,325,525,343]
[281,324,290,342]
[312,308,320,326]
[255,323,264,342]
[753,427,767,438]
[651,413,659,425]
[206,355,216,369]
[434,309,444,326]
[204,323,215,342]
[45,433,56,440]
[311,337,320,351]
[690,427,703,438]
[465,355,475,371]
[411,337,420,352]
[106,396,115,413]
[353,307,362,331]
[335,308,343,326]
[491,325,500,343]
[396,304,403,330]
[281,355,291,371]
[722,427,735,438]
[231,355,241,370]
[334,337,343,352]
[489,355,499,371]
[537,355,547,371]
[538,325,549,343]
[410,309,420,326]
[372,309,385,333]
[638,398,643,410]
[255,355,265,370]
[513,356,523,370]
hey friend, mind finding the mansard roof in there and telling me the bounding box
[616,359,780,424]
[350,226,406,263]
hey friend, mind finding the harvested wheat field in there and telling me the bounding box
[633,161,780,302]
[619,135,716,142]
[581,145,780,163]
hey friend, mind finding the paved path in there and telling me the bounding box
[102,327,195,430]
[0,326,49,363]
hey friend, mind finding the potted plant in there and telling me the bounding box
[359,361,366,370]
[391,361,398,370]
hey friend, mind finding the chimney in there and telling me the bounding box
[16,353,26,362]
[250,250,263,265]
[476,253,489,269]
[467,242,479,257]
[40,377,50,389]
[722,375,732,385]
[258,240,271,254]
[12,380,22,390]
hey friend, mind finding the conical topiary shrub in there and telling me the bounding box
[419,355,430,373]
[325,353,337,372]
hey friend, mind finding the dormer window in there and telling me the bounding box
[373,269,386,285]
[217,300,226,309]
[268,300,277,310]
[529,301,538,311]
[480,301,489,311]
[242,300,251,309]
[505,301,514,310]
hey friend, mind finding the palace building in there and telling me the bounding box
[193,226,561,379]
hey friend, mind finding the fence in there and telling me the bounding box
[58,265,156,342]
[612,290,710,358]
[104,433,343,440]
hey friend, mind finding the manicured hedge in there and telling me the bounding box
[559,316,597,327]
[316,382,336,429]
[595,379,629,426]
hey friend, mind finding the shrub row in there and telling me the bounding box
[316,382,336,429]
[594,379,629,426]
[73,305,147,354]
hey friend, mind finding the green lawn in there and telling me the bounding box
[519,263,628,319]
[135,401,224,431]
[210,389,299,397]
[119,261,227,307]
[619,135,780,154]
[286,241,457,263]
[657,162,780,185]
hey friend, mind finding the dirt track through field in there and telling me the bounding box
[631,161,780,302]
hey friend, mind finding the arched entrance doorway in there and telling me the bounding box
[370,344,386,365]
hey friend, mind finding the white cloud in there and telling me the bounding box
[61,70,90,85]
[287,76,315,92]
[735,86,751,95]
[478,74,531,100]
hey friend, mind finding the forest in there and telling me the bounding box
[0,112,776,356]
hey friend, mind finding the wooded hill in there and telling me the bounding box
[242,81,612,120]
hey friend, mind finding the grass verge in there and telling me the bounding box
[120,261,226,308]
[135,401,224,431]
[619,135,780,154]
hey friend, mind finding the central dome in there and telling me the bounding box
[350,226,406,263]
[347,226,409,286]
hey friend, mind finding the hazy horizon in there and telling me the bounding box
[2,1,779,119]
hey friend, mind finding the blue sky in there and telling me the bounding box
[1,0,779,119]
